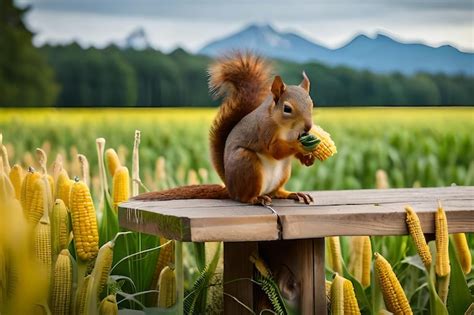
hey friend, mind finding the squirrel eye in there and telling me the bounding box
[283,104,292,114]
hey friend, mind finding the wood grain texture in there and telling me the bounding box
[313,238,327,314]
[118,186,474,241]
[258,239,314,314]
[224,242,258,314]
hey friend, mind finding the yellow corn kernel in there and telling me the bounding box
[309,125,337,161]
[20,168,41,216]
[105,148,121,178]
[0,145,10,174]
[331,273,344,315]
[28,178,47,226]
[51,199,70,261]
[75,275,91,315]
[34,218,52,283]
[452,233,471,275]
[343,279,361,315]
[374,253,412,315]
[435,203,450,277]
[51,249,72,315]
[405,206,432,269]
[9,164,23,200]
[327,237,343,275]
[112,166,130,211]
[99,295,118,315]
[70,179,99,261]
[91,241,114,297]
[157,266,176,308]
[151,239,175,293]
[55,170,73,209]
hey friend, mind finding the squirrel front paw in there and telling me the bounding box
[287,192,314,204]
[296,152,315,166]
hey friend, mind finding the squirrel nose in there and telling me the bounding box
[304,122,312,133]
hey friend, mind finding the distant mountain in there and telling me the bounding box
[120,28,151,50]
[199,24,474,75]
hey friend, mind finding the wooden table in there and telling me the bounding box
[118,186,474,314]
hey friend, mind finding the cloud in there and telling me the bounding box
[19,0,474,52]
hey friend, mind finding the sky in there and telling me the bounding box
[16,0,474,53]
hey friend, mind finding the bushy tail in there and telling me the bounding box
[132,184,229,201]
[208,52,272,181]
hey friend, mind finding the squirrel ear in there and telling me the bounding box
[271,75,286,101]
[299,71,310,92]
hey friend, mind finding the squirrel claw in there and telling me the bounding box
[288,192,313,204]
[252,195,273,206]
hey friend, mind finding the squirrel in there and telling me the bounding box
[134,52,316,205]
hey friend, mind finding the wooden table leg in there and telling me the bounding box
[314,237,327,314]
[224,242,258,314]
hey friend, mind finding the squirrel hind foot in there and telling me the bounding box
[287,192,314,204]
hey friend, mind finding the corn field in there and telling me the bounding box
[0,107,473,314]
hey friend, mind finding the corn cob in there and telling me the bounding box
[325,280,332,304]
[361,236,372,288]
[0,172,15,202]
[343,278,361,315]
[435,203,450,277]
[249,252,271,278]
[91,240,114,298]
[0,145,10,174]
[151,239,175,294]
[47,174,55,204]
[157,266,176,308]
[51,199,70,262]
[99,295,118,315]
[308,125,337,161]
[452,233,471,274]
[105,148,121,177]
[20,168,41,216]
[327,237,343,275]
[56,169,73,209]
[34,218,52,283]
[28,178,48,226]
[78,154,90,188]
[331,273,344,315]
[349,237,363,283]
[69,179,99,261]
[75,275,91,315]
[51,249,72,315]
[374,253,412,315]
[112,166,130,211]
[405,206,432,269]
[9,164,23,200]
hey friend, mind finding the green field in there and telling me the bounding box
[1,107,473,196]
[0,107,473,314]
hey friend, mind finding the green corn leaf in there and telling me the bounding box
[447,236,474,314]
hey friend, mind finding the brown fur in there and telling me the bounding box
[132,184,228,201]
[208,52,272,181]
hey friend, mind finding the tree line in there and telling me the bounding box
[40,44,473,107]
[1,0,473,107]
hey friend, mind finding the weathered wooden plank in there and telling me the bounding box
[278,198,474,239]
[118,200,279,241]
[224,242,258,314]
[118,186,474,241]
